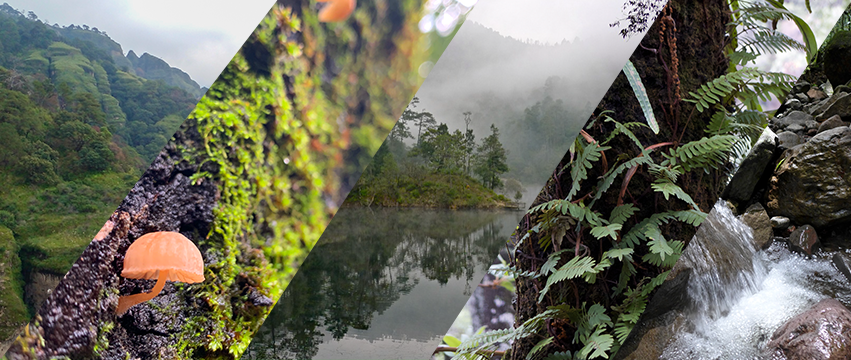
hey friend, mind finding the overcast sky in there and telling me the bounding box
[466,0,636,45]
[5,0,275,87]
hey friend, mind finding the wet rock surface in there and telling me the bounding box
[788,225,820,255]
[766,126,851,228]
[5,123,219,360]
[741,203,773,249]
[762,298,851,360]
[617,68,851,359]
[721,127,778,204]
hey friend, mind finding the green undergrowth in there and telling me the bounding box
[0,226,27,344]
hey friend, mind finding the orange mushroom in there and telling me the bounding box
[317,0,356,22]
[116,231,205,315]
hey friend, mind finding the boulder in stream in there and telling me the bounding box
[788,225,820,255]
[721,127,778,204]
[765,126,851,229]
[762,298,851,360]
[741,203,773,249]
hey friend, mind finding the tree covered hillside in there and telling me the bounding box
[0,4,202,348]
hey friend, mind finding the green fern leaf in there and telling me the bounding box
[539,256,597,302]
[528,337,555,360]
[623,60,659,134]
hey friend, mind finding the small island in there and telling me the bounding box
[346,98,523,209]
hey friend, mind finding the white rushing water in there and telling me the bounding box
[660,201,851,360]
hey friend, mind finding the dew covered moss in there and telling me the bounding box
[170,1,430,357]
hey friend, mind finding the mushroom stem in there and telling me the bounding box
[116,269,169,315]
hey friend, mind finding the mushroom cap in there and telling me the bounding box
[121,231,205,283]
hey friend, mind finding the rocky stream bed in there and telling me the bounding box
[614,52,851,359]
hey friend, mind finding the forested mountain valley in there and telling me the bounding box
[0,3,202,348]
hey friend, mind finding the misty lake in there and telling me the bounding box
[240,207,521,360]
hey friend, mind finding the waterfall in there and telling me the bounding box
[658,201,850,359]
[677,201,769,329]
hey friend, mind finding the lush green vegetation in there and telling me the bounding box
[348,97,516,209]
[0,4,200,336]
[437,1,819,359]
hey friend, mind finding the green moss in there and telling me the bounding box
[168,1,433,357]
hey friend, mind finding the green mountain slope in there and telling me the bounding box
[0,4,204,350]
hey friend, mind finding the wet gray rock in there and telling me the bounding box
[785,99,803,111]
[832,253,851,283]
[817,92,851,121]
[811,93,849,117]
[776,131,803,150]
[774,111,816,131]
[788,225,820,255]
[761,298,851,360]
[818,115,849,134]
[722,127,778,204]
[741,203,773,249]
[766,126,851,228]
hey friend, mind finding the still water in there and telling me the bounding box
[241,207,522,360]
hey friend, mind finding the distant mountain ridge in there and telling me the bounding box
[0,2,205,98]
[125,50,205,98]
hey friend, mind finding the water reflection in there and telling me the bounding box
[242,208,520,360]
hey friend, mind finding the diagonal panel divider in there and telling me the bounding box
[432,1,850,359]
[241,1,668,359]
[4,0,463,358]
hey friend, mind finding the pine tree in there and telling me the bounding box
[475,124,509,190]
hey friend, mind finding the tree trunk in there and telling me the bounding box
[510,0,731,358]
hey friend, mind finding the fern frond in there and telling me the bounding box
[663,134,738,172]
[568,142,609,200]
[739,30,806,57]
[539,256,597,301]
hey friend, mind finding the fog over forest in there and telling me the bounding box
[412,18,641,200]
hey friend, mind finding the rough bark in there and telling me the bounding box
[510,0,732,358]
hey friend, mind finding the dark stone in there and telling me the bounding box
[818,115,849,134]
[788,224,820,255]
[833,253,851,284]
[817,92,851,121]
[640,268,691,321]
[775,111,816,130]
[824,31,851,87]
[812,92,850,117]
[785,98,803,110]
[792,81,811,94]
[787,123,805,133]
[762,298,851,360]
[776,131,803,150]
[765,127,851,228]
[722,127,778,203]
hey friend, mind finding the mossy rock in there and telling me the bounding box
[823,31,851,87]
